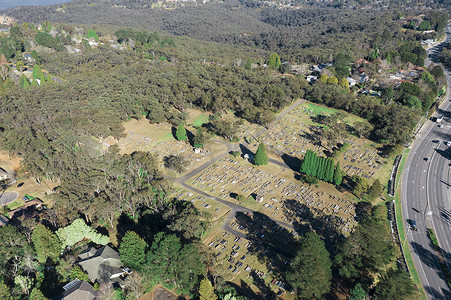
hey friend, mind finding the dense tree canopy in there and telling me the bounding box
[119,231,147,271]
[145,232,205,294]
[287,232,332,299]
[31,224,61,264]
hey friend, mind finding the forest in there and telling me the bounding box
[0,2,448,299]
[2,0,447,62]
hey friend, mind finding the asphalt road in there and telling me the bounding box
[165,104,304,240]
[401,23,451,299]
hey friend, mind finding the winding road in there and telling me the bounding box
[401,22,451,299]
[164,101,307,239]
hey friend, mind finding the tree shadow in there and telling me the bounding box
[281,153,303,173]
[435,107,451,120]
[409,241,444,275]
[434,147,451,160]
[424,285,451,300]
[40,266,62,299]
[282,199,346,251]
[116,209,166,245]
[186,129,195,147]
[250,270,277,299]
[354,201,373,223]
[437,206,451,226]
[234,211,297,277]
[171,126,177,140]
[226,279,261,300]
[238,143,254,157]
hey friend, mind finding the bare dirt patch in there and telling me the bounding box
[114,118,227,175]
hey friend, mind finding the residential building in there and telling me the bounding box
[60,279,96,300]
[78,245,126,283]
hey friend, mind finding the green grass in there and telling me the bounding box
[160,132,174,142]
[6,198,24,210]
[393,149,426,300]
[427,228,451,287]
[192,114,209,127]
[427,228,439,248]
[301,102,365,125]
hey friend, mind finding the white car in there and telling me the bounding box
[445,141,451,146]
[438,124,444,128]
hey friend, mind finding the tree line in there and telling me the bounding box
[300,150,342,185]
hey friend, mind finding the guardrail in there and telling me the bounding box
[388,154,402,197]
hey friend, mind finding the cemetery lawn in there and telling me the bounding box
[203,228,297,299]
[187,155,357,235]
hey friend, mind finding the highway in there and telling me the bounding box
[401,23,451,299]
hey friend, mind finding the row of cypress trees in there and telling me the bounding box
[301,149,342,185]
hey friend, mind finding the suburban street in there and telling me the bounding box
[401,23,451,299]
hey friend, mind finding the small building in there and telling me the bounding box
[359,74,369,83]
[61,279,97,300]
[346,77,357,86]
[78,245,127,284]
[23,54,33,61]
[255,195,264,203]
[0,168,8,181]
[306,75,317,83]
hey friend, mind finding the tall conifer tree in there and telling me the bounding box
[334,162,343,185]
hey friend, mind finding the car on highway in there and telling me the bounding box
[409,219,418,231]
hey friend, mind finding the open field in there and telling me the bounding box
[185,108,210,128]
[0,151,21,174]
[111,118,227,175]
[1,151,57,208]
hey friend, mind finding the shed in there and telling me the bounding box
[0,168,8,181]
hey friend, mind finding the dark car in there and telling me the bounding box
[408,219,417,231]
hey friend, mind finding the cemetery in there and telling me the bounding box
[170,187,230,222]
[187,156,357,235]
[256,102,390,182]
[205,228,295,299]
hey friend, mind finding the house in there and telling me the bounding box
[78,245,126,283]
[60,279,96,300]
[359,74,369,83]
[0,168,8,181]
[23,54,33,61]
[346,77,357,86]
[306,75,317,83]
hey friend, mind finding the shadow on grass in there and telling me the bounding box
[282,199,346,251]
[232,211,297,294]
